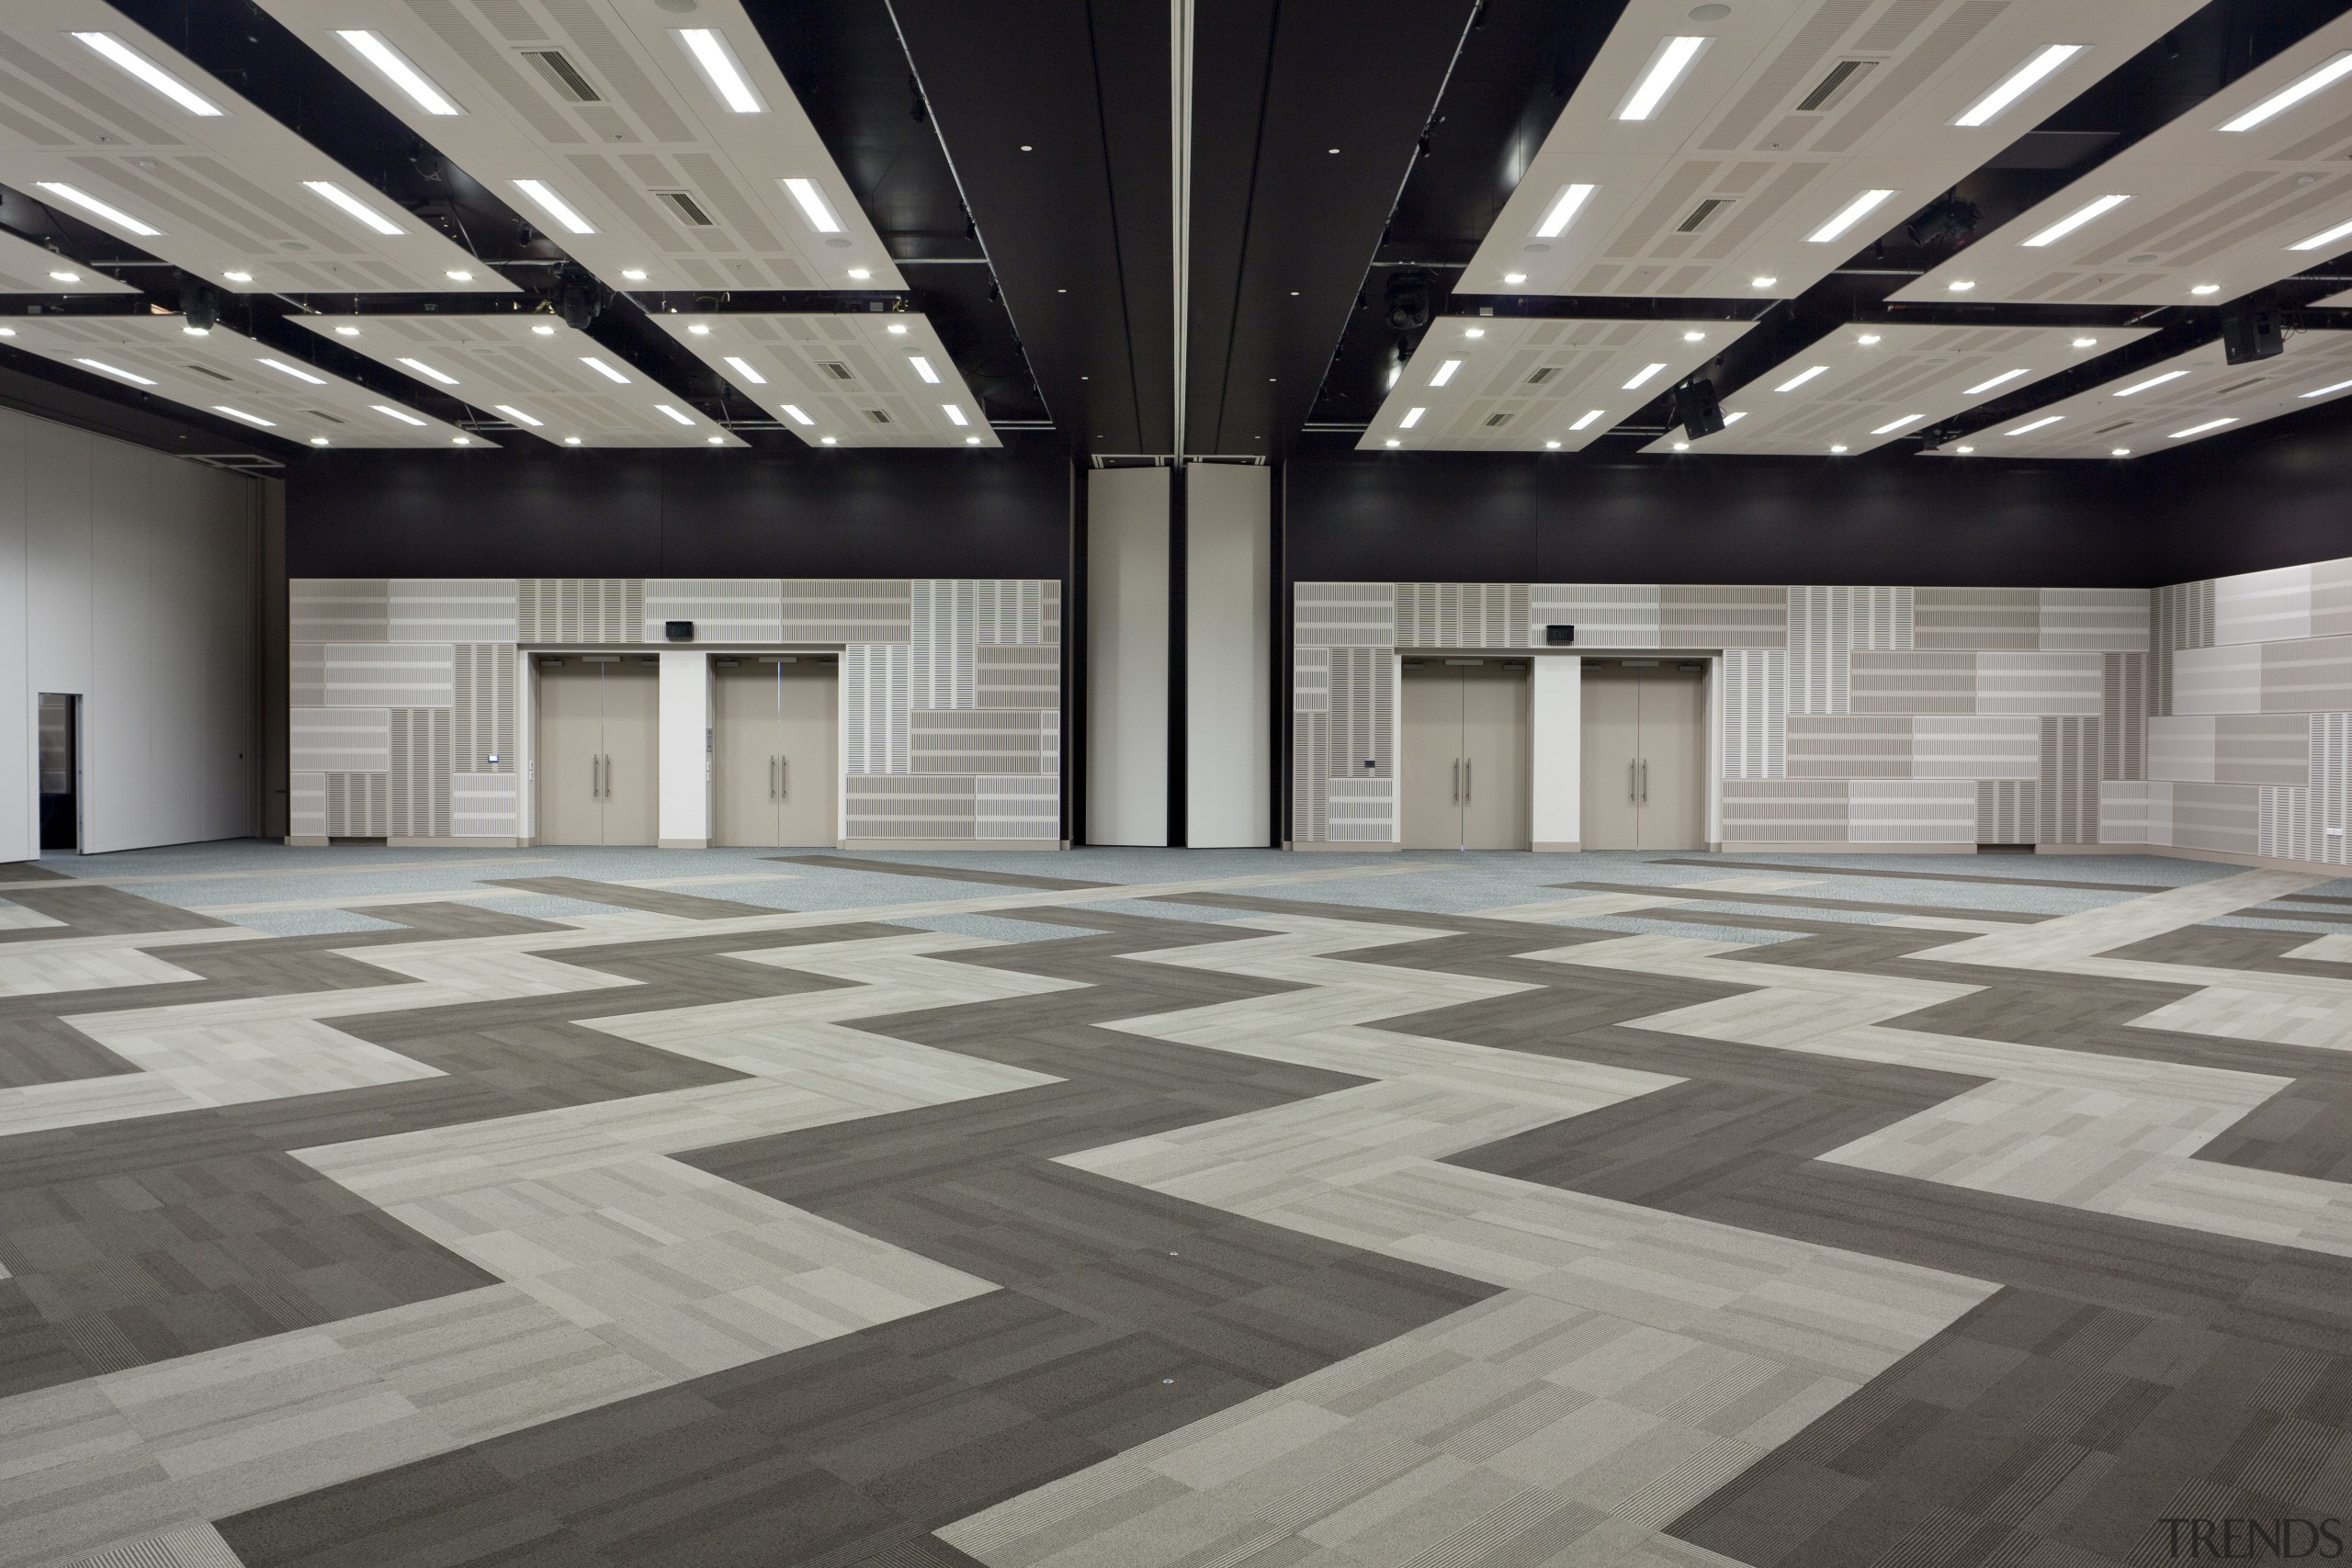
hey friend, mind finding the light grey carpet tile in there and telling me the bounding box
[218,908,407,937]
[1560,914,1808,946]
[887,913,1106,943]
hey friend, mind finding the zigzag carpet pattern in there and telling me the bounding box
[0,843,2347,1568]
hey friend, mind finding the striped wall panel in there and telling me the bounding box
[2311,713,2352,866]
[2213,565,2312,645]
[976,776,1059,840]
[642,580,786,644]
[2147,715,2311,787]
[1912,716,2039,779]
[390,580,518,645]
[2149,716,2216,784]
[1294,711,1330,841]
[2040,589,2148,652]
[1977,780,2037,843]
[1849,779,1975,844]
[1530,584,1659,649]
[1325,778,1396,842]
[1789,586,1913,715]
[2315,559,2352,641]
[289,772,327,839]
[1294,648,1330,714]
[2169,644,2262,715]
[1720,649,1785,779]
[451,773,518,839]
[2259,784,2320,863]
[2101,652,2146,781]
[290,707,390,773]
[1849,651,1975,716]
[1328,648,1393,780]
[1660,585,1787,649]
[1977,653,2102,716]
[910,709,1052,775]
[1915,587,2038,651]
[1295,582,1395,647]
[975,645,1058,709]
[290,580,388,644]
[842,644,911,775]
[2259,634,2352,713]
[324,773,389,838]
[451,644,517,773]
[844,775,977,840]
[324,645,453,709]
[910,579,977,710]
[2170,782,2260,854]
[777,580,914,645]
[2037,717,2100,844]
[291,644,326,707]
[1723,779,1849,842]
[974,581,1053,647]
[516,580,643,643]
[1785,716,1910,779]
[389,709,452,839]
[2099,780,2152,844]
[1396,582,1529,648]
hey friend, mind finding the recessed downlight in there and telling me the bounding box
[621,269,649,282]
[1384,438,1401,447]
[2111,447,2132,456]
[1828,444,1849,454]
[686,323,711,335]
[1503,272,1527,285]
[2072,336,2098,348]
[531,323,556,336]
[1856,333,1881,344]
[1682,330,1706,343]
[1947,279,1975,292]
[1750,276,1777,288]
[50,270,82,285]
[2190,283,2221,296]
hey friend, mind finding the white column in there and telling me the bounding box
[657,650,710,849]
[1184,465,1270,847]
[1087,467,1170,846]
[1531,654,1581,851]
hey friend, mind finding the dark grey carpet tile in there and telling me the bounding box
[1550,878,2052,922]
[0,1274,85,1397]
[487,877,785,919]
[0,1015,139,1089]
[0,861,74,881]
[0,883,230,942]
[1647,857,2176,893]
[775,855,1114,892]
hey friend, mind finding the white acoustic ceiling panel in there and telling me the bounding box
[255,0,902,296]
[0,231,133,294]
[0,316,488,447]
[1461,0,2203,303]
[1899,13,2352,307]
[1920,331,2352,459]
[1359,314,1756,451]
[647,312,998,448]
[1640,321,2152,456]
[289,313,743,448]
[0,0,514,295]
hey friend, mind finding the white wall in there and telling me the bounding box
[0,411,257,862]
[1531,655,1580,850]
[1087,467,1170,846]
[658,650,711,847]
[1184,465,1270,847]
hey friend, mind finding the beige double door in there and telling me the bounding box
[715,659,838,848]
[1402,661,1529,850]
[537,658,659,846]
[1580,661,1705,851]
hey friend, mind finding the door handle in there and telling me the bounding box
[1452,759,1460,805]
[1464,758,1471,802]
[769,756,777,800]
[592,755,600,798]
[1641,759,1649,804]
[1629,760,1638,804]
[780,756,788,799]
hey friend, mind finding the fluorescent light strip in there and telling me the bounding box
[2300,378,2352,400]
[35,184,159,237]
[579,356,631,384]
[492,404,543,427]
[1964,368,2031,395]
[1429,358,1462,387]
[721,356,767,385]
[2290,216,2352,253]
[256,357,325,386]
[302,181,406,236]
[2169,417,2238,438]
[675,28,763,114]
[211,404,275,429]
[1723,411,1747,424]
[1871,414,1926,434]
[2021,193,2130,248]
[1806,189,1894,244]
[1398,406,1425,428]
[1616,36,1708,120]
[334,30,461,115]
[1621,362,1668,390]
[654,403,695,426]
[780,177,842,234]
[910,355,942,384]
[71,33,223,116]
[1532,184,1596,239]
[1953,44,2084,128]
[942,404,970,426]
[512,180,594,235]
[2220,51,2352,132]
[395,356,458,387]
[2005,415,2064,435]
[1774,365,1828,392]
[75,357,154,386]
[780,404,814,425]
[371,404,427,426]
[1568,410,1606,431]
[2114,370,2188,397]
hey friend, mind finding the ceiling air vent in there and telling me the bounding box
[1795,58,1878,113]
[1677,197,1734,234]
[521,50,602,104]
[2092,420,2136,434]
[2208,377,2267,398]
[1526,367,1557,385]
[181,364,234,382]
[655,191,718,228]
[863,408,893,424]
[301,410,347,424]
[1483,412,1513,427]
[815,360,854,380]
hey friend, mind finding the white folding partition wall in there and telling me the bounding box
[1086,468,1170,846]
[1184,466,1271,847]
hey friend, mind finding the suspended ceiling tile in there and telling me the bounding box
[1461,0,2204,304]
[254,0,902,297]
[0,231,134,293]
[1920,331,2352,459]
[0,0,514,296]
[1640,321,2152,456]
[646,312,999,448]
[1898,14,2352,308]
[0,315,489,447]
[1360,315,1756,451]
[289,312,743,448]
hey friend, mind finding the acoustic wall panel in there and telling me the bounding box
[643,581,785,644]
[324,645,454,709]
[451,773,519,839]
[976,776,1059,840]
[910,579,978,710]
[1295,582,1396,648]
[2213,566,2313,646]
[1396,582,1529,649]
[2170,783,2260,854]
[1294,648,1330,714]
[1915,588,2038,651]
[1786,716,1911,779]
[845,775,976,840]
[1978,781,2038,843]
[2170,645,2262,716]
[2316,561,2352,641]
[1661,586,1787,649]
[1720,649,1786,779]
[2260,636,2352,714]
[389,709,452,839]
[1976,654,2103,716]
[325,773,389,838]
[1790,587,1913,715]
[2310,713,2352,866]
[1325,778,1396,842]
[2149,717,2218,784]
[1328,648,1394,781]
[1723,780,1849,843]
[452,644,517,773]
[842,643,911,776]
[1294,710,1330,843]
[290,772,327,840]
[1530,584,1658,649]
[2102,653,2147,782]
[290,707,390,773]
[1849,652,1976,716]
[1913,716,2040,780]
[976,580,1054,646]
[291,581,389,644]
[390,581,519,645]
[976,645,1058,709]
[2038,717,2101,845]
[2041,590,2150,653]
[2099,780,2153,845]
[910,710,1051,775]
[1850,780,1975,845]
[516,580,644,643]
[778,581,912,644]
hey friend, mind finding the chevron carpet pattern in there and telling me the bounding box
[1,842,2348,1568]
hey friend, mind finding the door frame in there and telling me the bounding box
[1564,651,1723,852]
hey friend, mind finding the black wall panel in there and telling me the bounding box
[288,447,1071,581]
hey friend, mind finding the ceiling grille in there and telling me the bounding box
[520,50,601,104]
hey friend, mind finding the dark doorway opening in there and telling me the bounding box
[38,694,78,852]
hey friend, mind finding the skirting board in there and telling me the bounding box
[1285,841,1401,852]
[284,835,328,848]
[1719,841,1977,854]
[2046,842,2349,874]
[839,838,1071,852]
[390,837,529,850]
[1531,841,1581,852]
[658,838,710,850]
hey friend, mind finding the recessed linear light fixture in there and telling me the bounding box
[1953,44,2084,127]
[1615,36,1710,120]
[334,30,461,116]
[1723,411,1747,424]
[1947,279,1975,292]
[72,33,223,117]
[1503,272,1527,285]
[942,404,970,426]
[211,404,275,429]
[1621,362,1668,390]
[887,323,909,334]
[1828,444,1848,454]
[1398,406,1426,428]
[2111,447,2132,456]
[2290,216,2352,252]
[2005,414,2064,435]
[654,403,695,426]
[75,357,154,386]
[1683,331,1706,343]
[780,404,815,426]
[2073,336,2098,348]
[579,356,631,384]
[35,184,160,237]
[1430,358,1462,387]
[512,180,594,235]
[1806,188,1895,244]
[1569,410,1607,431]
[395,356,458,386]
[2301,377,2352,399]
[257,357,325,386]
[847,268,871,280]
[1750,276,1777,288]
[622,269,649,282]
[676,29,764,114]
[1856,333,1881,344]
[372,404,426,426]
[303,181,405,236]
[334,325,360,336]
[910,356,943,385]
[1544,440,1562,449]
[710,435,728,445]
[2220,51,2352,132]
[2190,283,2221,295]
[1774,365,1828,391]
[1871,414,1926,434]
[2021,193,2131,247]
[2114,369,2188,397]
[493,404,543,427]
[1964,368,2031,395]
[1532,183,1596,239]
[781,178,843,234]
[531,323,556,336]
[1385,438,1401,447]
[686,323,710,335]
[2170,417,2238,438]
[722,356,766,385]
[222,270,253,284]
[820,436,838,445]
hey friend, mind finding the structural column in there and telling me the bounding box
[657,650,711,849]
[1086,467,1171,845]
[1183,464,1270,847]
